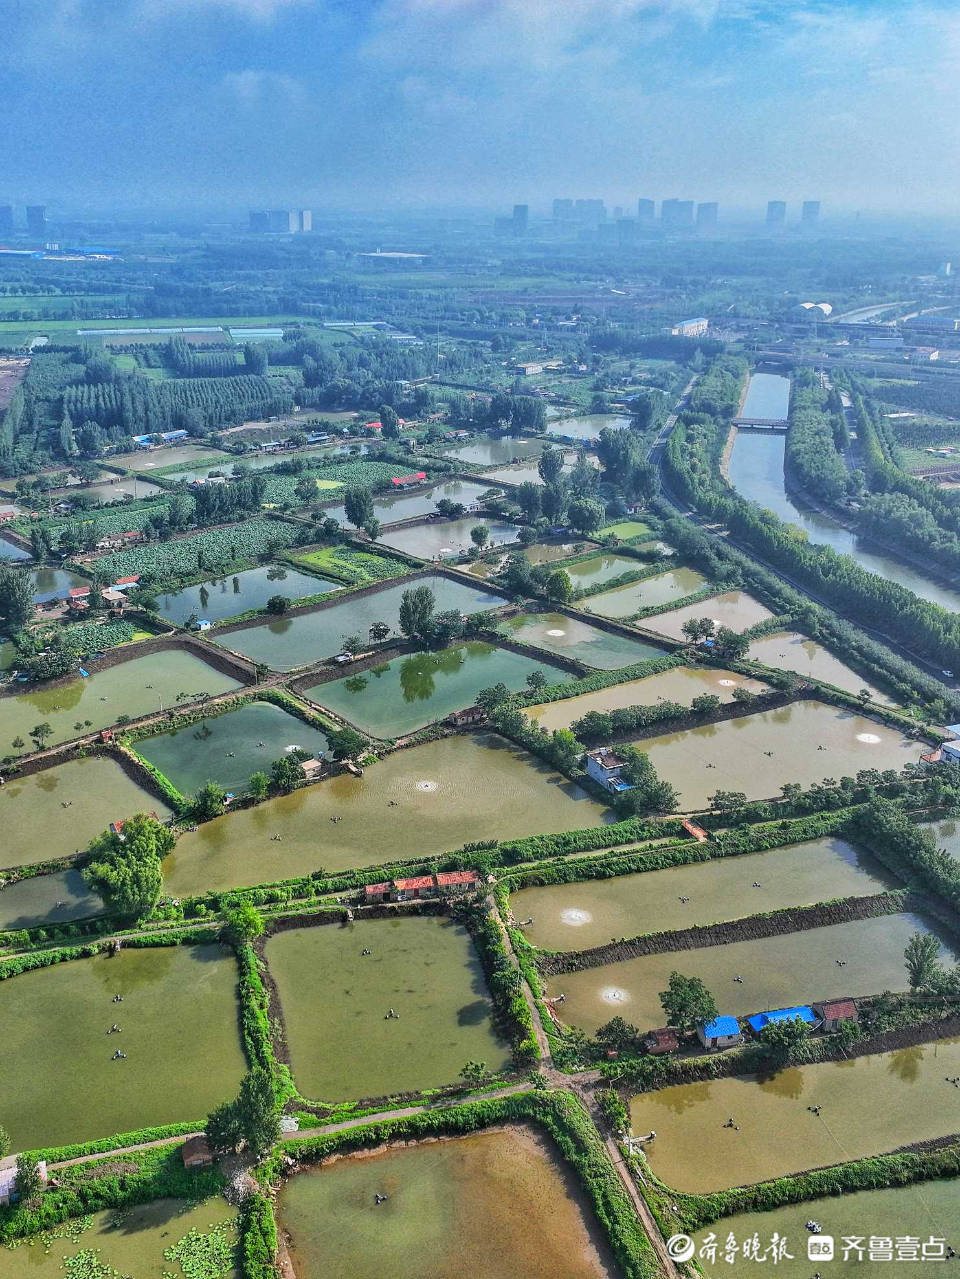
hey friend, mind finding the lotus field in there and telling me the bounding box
[89,517,302,580]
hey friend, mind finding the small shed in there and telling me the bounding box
[365,882,392,904]
[696,1015,742,1051]
[815,999,858,1032]
[447,706,485,727]
[181,1136,213,1169]
[645,1028,679,1056]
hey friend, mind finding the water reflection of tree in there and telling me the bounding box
[887,1045,924,1084]
[758,1065,805,1101]
[399,648,466,703]
[343,676,368,695]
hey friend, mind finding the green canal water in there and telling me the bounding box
[378,517,520,559]
[0,868,102,931]
[1,1197,238,1279]
[551,911,955,1035]
[1,755,172,869]
[0,945,247,1149]
[748,629,895,703]
[525,665,769,733]
[0,648,242,753]
[155,564,339,625]
[306,642,570,737]
[268,916,511,1100]
[639,699,919,810]
[278,1126,617,1279]
[586,568,709,619]
[694,1179,960,1275]
[219,575,505,671]
[631,1037,960,1193]
[501,611,665,669]
[515,837,895,951]
[136,700,330,793]
[645,590,774,640]
[163,733,614,897]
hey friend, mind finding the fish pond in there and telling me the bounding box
[0,647,242,752]
[631,1036,960,1193]
[515,836,894,951]
[0,533,31,561]
[639,699,918,809]
[278,1126,617,1279]
[154,564,339,625]
[219,574,505,671]
[268,916,511,1100]
[378,517,520,559]
[501,611,666,669]
[306,641,570,737]
[1,1197,239,1279]
[547,413,630,442]
[562,552,652,591]
[0,944,247,1149]
[163,733,613,897]
[645,590,774,640]
[30,565,90,602]
[75,474,164,502]
[1,755,172,869]
[136,699,330,793]
[113,445,231,472]
[440,436,547,466]
[585,568,709,618]
[694,1179,960,1276]
[324,479,495,527]
[525,665,769,733]
[924,817,960,861]
[551,910,954,1035]
[0,867,102,931]
[748,630,895,703]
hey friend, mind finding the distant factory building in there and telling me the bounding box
[766,200,787,227]
[672,317,709,338]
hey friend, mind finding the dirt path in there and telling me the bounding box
[49,1130,203,1168]
[291,1082,530,1140]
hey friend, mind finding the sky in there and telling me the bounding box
[2,0,959,216]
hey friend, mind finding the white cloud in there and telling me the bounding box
[138,0,312,17]
[219,69,307,102]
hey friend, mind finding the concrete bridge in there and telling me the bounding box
[734,416,789,431]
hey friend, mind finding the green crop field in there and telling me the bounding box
[88,516,300,580]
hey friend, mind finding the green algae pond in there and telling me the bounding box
[1,1197,239,1279]
[218,574,505,671]
[525,665,769,733]
[501,611,666,669]
[0,648,242,753]
[585,568,709,619]
[631,1036,960,1193]
[306,642,570,737]
[514,837,896,951]
[1,755,173,869]
[378,516,520,559]
[638,699,919,810]
[164,733,614,897]
[645,590,774,640]
[0,944,247,1149]
[155,564,339,625]
[277,1125,618,1279]
[694,1179,960,1275]
[748,629,895,703]
[0,867,102,931]
[550,910,955,1035]
[136,699,330,793]
[268,916,511,1100]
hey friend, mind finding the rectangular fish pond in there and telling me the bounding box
[584,567,709,619]
[162,733,615,897]
[644,590,774,640]
[0,647,243,752]
[378,517,520,559]
[0,754,173,869]
[631,1036,960,1193]
[637,699,920,810]
[514,836,896,951]
[323,479,496,527]
[0,944,247,1149]
[267,915,511,1100]
[277,1126,618,1279]
[549,910,956,1036]
[0,867,103,932]
[748,629,895,704]
[135,699,330,793]
[154,564,339,625]
[500,612,666,670]
[305,641,571,737]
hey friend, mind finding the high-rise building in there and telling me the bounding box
[696,202,719,229]
[0,206,13,238]
[297,209,312,233]
[26,205,46,237]
[637,198,656,224]
[512,204,529,233]
[661,199,694,230]
[800,200,820,227]
[574,199,606,227]
[766,200,787,227]
[553,198,574,222]
[250,209,310,233]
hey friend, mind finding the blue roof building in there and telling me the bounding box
[747,1007,817,1034]
[697,1015,742,1049]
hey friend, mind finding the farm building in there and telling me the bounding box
[696,1015,742,1051]
[585,748,634,794]
[181,1136,214,1169]
[435,870,480,896]
[0,1157,47,1206]
[815,999,858,1031]
[645,1028,680,1055]
[447,706,485,727]
[746,1007,818,1035]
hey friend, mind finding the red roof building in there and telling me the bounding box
[390,471,427,487]
[815,999,858,1030]
[68,586,91,598]
[393,875,436,900]
[365,882,392,902]
[645,1028,680,1055]
[435,870,479,894]
[115,575,140,586]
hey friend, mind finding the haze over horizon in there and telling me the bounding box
[3,0,960,216]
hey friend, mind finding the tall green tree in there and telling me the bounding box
[343,485,374,532]
[193,780,228,821]
[659,972,718,1035]
[398,584,436,640]
[0,564,33,630]
[81,813,174,920]
[904,931,942,990]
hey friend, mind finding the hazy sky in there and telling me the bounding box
[3,0,959,214]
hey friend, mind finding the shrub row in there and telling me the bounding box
[453,901,538,1066]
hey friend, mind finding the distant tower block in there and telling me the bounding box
[801,201,820,227]
[766,200,787,227]
[696,202,718,229]
[637,198,655,224]
[26,205,46,237]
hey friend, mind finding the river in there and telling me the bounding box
[726,430,960,612]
